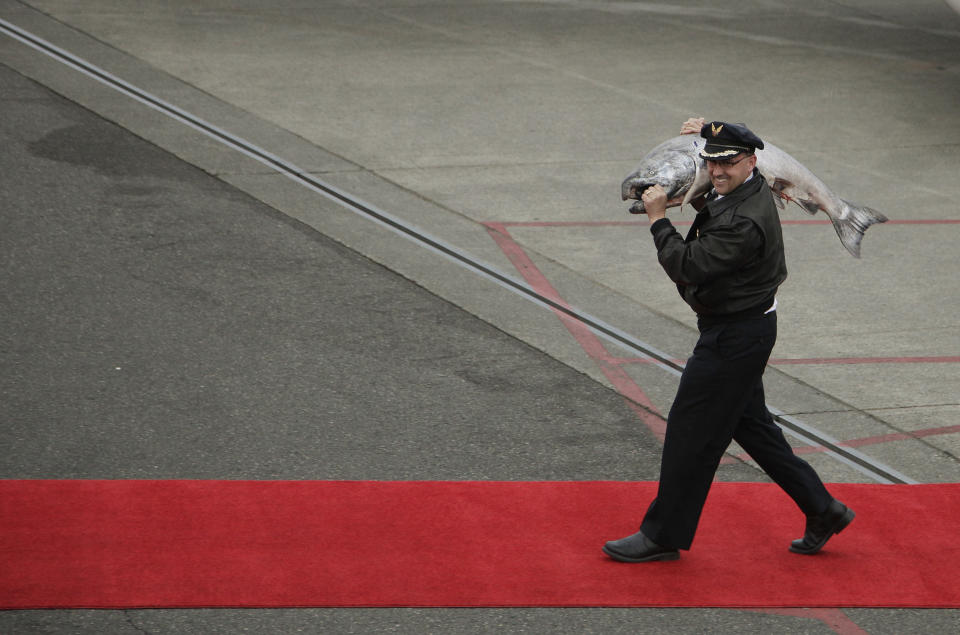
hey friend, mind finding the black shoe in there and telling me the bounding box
[603,530,680,562]
[790,499,855,555]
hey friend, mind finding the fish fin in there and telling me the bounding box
[767,178,792,211]
[770,192,786,210]
[797,199,821,215]
[831,201,889,258]
[682,160,712,209]
[680,190,700,210]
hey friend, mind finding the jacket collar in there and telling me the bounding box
[705,168,765,217]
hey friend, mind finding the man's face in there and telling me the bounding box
[706,152,756,195]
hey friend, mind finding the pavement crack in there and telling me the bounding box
[123,611,150,635]
[864,403,959,411]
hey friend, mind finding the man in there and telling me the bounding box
[602,119,854,563]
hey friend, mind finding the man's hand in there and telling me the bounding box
[680,117,705,135]
[641,185,668,222]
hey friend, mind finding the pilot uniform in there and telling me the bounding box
[604,122,853,562]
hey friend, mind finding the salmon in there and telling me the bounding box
[621,135,888,257]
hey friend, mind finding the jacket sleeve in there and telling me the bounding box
[649,216,763,286]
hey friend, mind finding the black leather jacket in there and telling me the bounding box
[649,170,787,318]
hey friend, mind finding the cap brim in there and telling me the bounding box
[699,144,752,159]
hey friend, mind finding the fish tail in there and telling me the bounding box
[832,200,888,258]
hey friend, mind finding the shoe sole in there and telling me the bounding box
[789,508,856,555]
[602,545,680,563]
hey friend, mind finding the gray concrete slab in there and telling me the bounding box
[0,63,669,482]
[0,606,889,635]
[3,3,956,474]
[2,0,959,631]
[6,0,950,473]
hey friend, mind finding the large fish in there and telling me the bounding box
[621,135,887,257]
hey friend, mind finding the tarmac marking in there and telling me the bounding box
[484,221,921,483]
[496,219,960,227]
[733,423,960,464]
[811,424,960,448]
[770,356,960,365]
[497,218,958,368]
[607,355,960,365]
[746,608,869,635]
[485,222,668,441]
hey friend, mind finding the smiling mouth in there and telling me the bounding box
[711,176,731,189]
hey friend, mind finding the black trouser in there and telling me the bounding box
[639,312,832,550]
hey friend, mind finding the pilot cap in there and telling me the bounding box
[699,121,764,159]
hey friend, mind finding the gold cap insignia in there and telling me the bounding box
[711,123,723,137]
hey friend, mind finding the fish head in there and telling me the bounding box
[621,136,707,214]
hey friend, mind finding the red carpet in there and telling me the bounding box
[2,480,958,608]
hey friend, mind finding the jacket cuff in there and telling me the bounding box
[649,217,673,236]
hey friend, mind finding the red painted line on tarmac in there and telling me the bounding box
[905,423,960,439]
[816,424,960,448]
[888,219,960,223]
[775,219,960,225]
[485,224,641,357]
[771,356,960,365]
[497,218,959,228]
[748,608,869,634]
[733,423,960,463]
[484,221,957,462]
[607,355,959,366]
[485,222,668,441]
[603,356,686,365]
